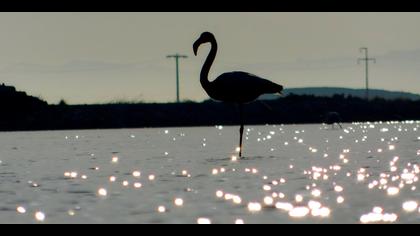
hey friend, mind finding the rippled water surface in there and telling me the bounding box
[0,121,420,224]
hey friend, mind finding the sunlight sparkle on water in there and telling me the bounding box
[308,200,321,210]
[402,201,418,212]
[109,176,116,182]
[373,207,383,214]
[264,196,274,206]
[70,172,78,178]
[311,189,322,198]
[248,202,262,212]
[235,219,244,224]
[275,202,293,211]
[98,188,107,197]
[289,207,310,218]
[387,187,399,196]
[295,195,303,203]
[181,170,189,177]
[174,198,184,207]
[197,218,212,224]
[360,207,398,224]
[35,212,45,222]
[380,178,388,185]
[401,173,415,182]
[17,206,26,214]
[65,171,79,179]
[357,174,366,182]
[157,206,166,213]
[383,214,398,223]
[263,185,272,191]
[232,196,242,204]
[311,207,331,218]
[334,186,343,192]
[224,194,233,201]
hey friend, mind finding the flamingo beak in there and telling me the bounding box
[278,85,284,96]
[193,41,200,56]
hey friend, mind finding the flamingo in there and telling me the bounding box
[193,32,284,158]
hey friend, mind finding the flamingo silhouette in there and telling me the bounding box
[193,32,284,158]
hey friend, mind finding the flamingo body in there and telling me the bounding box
[207,71,282,103]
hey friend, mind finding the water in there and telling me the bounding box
[0,121,419,224]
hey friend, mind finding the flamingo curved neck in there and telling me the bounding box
[200,38,217,91]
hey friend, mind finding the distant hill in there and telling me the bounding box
[259,87,420,100]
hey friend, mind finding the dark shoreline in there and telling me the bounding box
[2,94,419,132]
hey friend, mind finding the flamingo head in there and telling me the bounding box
[193,32,215,56]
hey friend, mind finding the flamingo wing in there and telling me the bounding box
[210,71,280,103]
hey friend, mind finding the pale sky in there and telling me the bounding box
[1,12,420,104]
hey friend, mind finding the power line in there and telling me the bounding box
[358,47,376,100]
[167,53,188,103]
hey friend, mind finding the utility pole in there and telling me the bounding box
[358,47,376,100]
[167,53,188,103]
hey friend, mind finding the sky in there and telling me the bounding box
[0,12,420,104]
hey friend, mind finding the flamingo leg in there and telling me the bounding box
[239,104,244,158]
